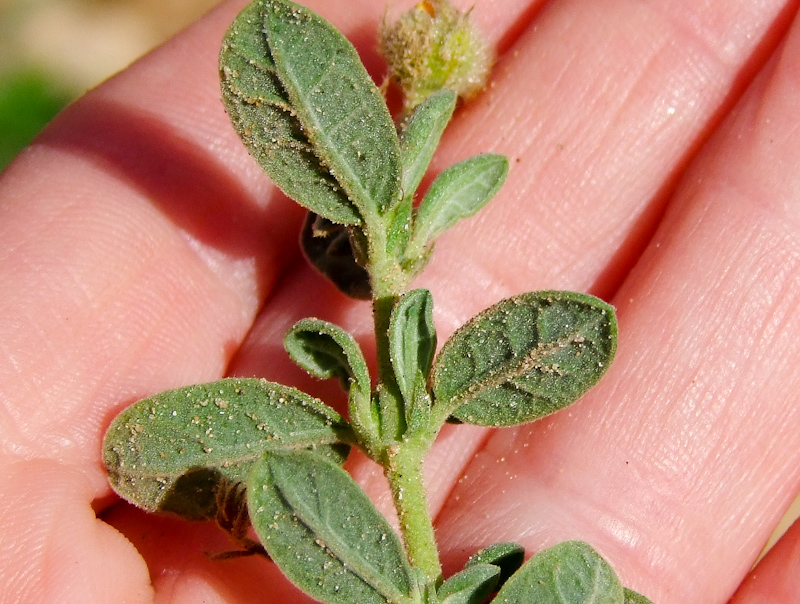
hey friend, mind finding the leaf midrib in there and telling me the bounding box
[442,313,604,412]
[269,458,410,603]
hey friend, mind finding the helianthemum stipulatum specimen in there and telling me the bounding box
[103,1,653,603]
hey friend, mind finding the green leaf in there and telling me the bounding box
[285,317,370,394]
[437,564,499,604]
[220,0,402,223]
[389,289,437,432]
[284,316,382,451]
[102,378,351,520]
[407,154,508,258]
[492,541,624,604]
[220,1,359,224]
[264,0,402,218]
[248,449,414,604]
[624,588,654,604]
[432,291,617,427]
[399,90,457,199]
[464,542,525,589]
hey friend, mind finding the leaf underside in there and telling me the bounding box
[248,449,414,604]
[284,317,370,394]
[433,291,617,426]
[300,212,372,299]
[102,378,349,520]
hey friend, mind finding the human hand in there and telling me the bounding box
[1,0,799,602]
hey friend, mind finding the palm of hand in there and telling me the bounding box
[1,0,799,602]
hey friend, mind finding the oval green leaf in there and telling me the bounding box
[103,378,351,520]
[492,541,623,604]
[284,317,380,450]
[248,449,414,604]
[432,291,617,427]
[220,0,360,224]
[438,564,500,604]
[407,153,508,259]
[258,0,401,221]
[399,89,457,199]
[464,542,525,589]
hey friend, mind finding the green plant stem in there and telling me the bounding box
[371,245,441,583]
[384,439,441,582]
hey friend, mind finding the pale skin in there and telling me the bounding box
[1,0,800,601]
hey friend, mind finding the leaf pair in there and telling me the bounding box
[395,90,509,265]
[246,451,654,604]
[282,290,618,445]
[281,291,436,453]
[435,539,653,604]
[383,289,618,435]
[435,542,523,604]
[400,95,508,264]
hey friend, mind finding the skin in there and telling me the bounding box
[1,0,799,601]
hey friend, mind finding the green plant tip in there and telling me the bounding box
[379,0,493,111]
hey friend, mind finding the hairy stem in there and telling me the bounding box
[370,237,441,582]
[384,439,441,581]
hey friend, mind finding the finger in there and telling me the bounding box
[435,5,800,604]
[729,518,800,603]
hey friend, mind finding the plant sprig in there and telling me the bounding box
[102,1,653,602]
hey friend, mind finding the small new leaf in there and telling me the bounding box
[399,90,457,199]
[492,541,624,604]
[437,564,499,604]
[432,291,617,426]
[284,316,382,451]
[102,378,351,520]
[285,317,370,395]
[248,449,414,604]
[389,289,437,430]
[407,154,508,260]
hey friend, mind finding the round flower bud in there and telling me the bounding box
[379,0,493,111]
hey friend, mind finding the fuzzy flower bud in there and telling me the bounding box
[379,0,493,111]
